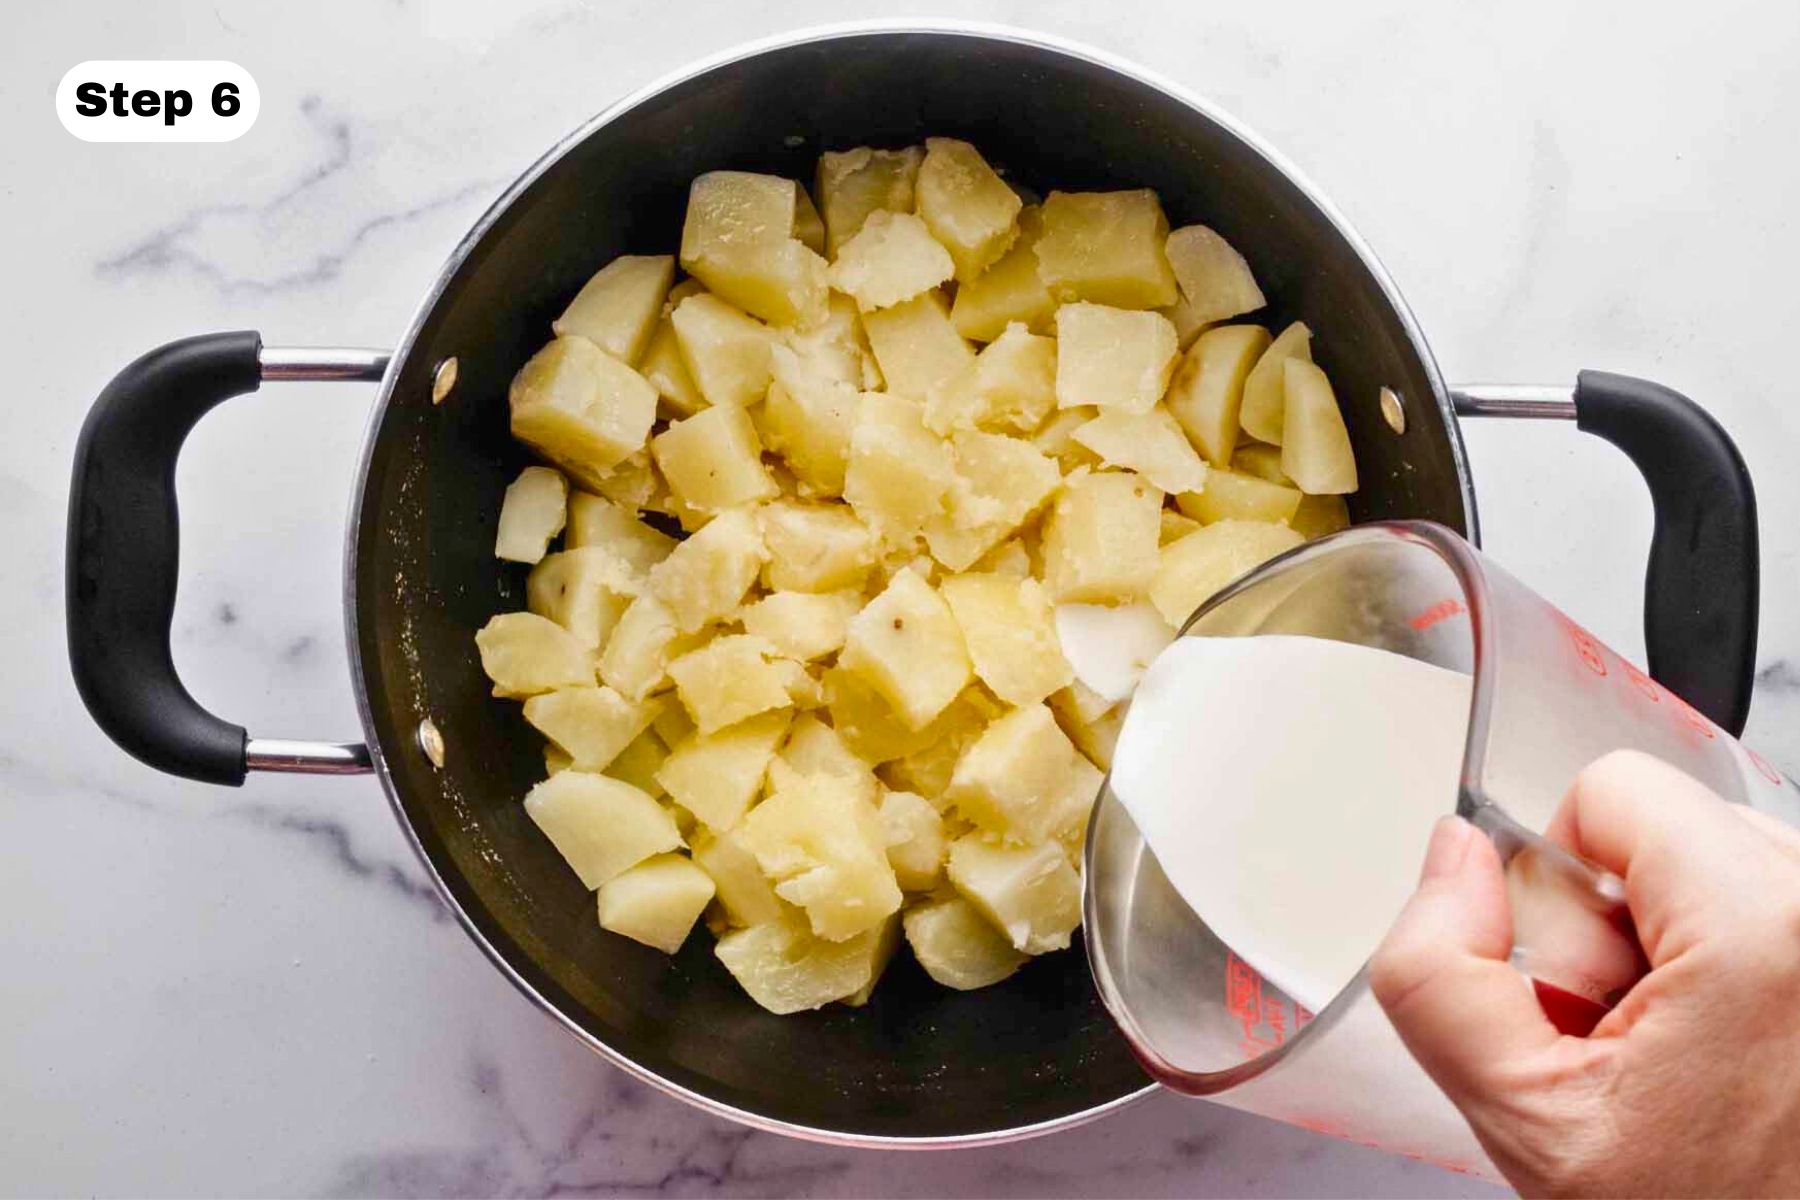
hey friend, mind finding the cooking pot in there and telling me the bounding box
[65,22,1758,1146]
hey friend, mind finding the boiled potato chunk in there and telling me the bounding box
[638,313,704,418]
[1163,226,1265,326]
[1041,471,1164,603]
[586,451,661,511]
[915,137,1022,282]
[1150,519,1306,627]
[924,323,1056,436]
[757,501,877,592]
[759,343,858,497]
[691,826,786,927]
[647,508,766,633]
[670,293,776,409]
[476,612,595,698]
[923,430,1061,572]
[597,595,693,701]
[877,688,1005,803]
[524,771,682,889]
[950,205,1056,342]
[526,548,639,649]
[1280,359,1359,495]
[940,573,1072,707]
[1048,683,1124,770]
[564,494,677,574]
[947,835,1082,954]
[1054,303,1178,414]
[714,910,889,1014]
[1165,324,1272,467]
[509,337,658,487]
[1034,189,1180,309]
[1290,492,1351,538]
[1030,407,1102,473]
[667,635,794,735]
[553,254,675,365]
[607,728,668,798]
[879,790,948,891]
[739,589,863,662]
[904,896,1028,990]
[793,186,826,255]
[839,569,973,730]
[1176,469,1303,526]
[1231,442,1291,484]
[655,709,791,830]
[651,403,778,514]
[974,538,1032,577]
[776,714,875,786]
[783,293,881,390]
[822,666,945,764]
[1072,407,1207,495]
[843,393,958,542]
[495,466,568,564]
[741,773,903,941]
[946,703,1097,844]
[815,145,924,256]
[861,291,974,400]
[842,913,902,1007]
[1161,509,1201,544]
[827,210,954,311]
[1238,321,1313,445]
[679,172,828,327]
[596,853,715,953]
[523,685,660,771]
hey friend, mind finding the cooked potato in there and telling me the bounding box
[915,137,1022,282]
[793,186,826,255]
[827,210,955,311]
[925,323,1057,436]
[1280,359,1359,494]
[1230,442,1291,484]
[879,790,948,892]
[509,337,658,487]
[1166,324,1272,467]
[655,708,791,831]
[564,494,677,572]
[923,430,1061,572]
[1149,518,1306,627]
[820,664,942,764]
[585,451,662,511]
[754,347,855,499]
[783,293,881,389]
[596,853,715,953]
[554,254,675,365]
[607,728,668,798]
[679,172,828,327]
[1054,303,1178,414]
[1238,321,1313,445]
[1041,471,1164,603]
[1290,492,1351,538]
[945,703,1096,844]
[670,293,776,409]
[597,595,691,700]
[757,501,877,592]
[667,635,794,735]
[1029,406,1102,473]
[647,508,766,633]
[1072,407,1207,495]
[739,589,863,662]
[524,771,683,889]
[691,826,786,927]
[714,909,890,1014]
[476,612,595,698]
[973,538,1033,577]
[1047,682,1124,768]
[526,548,638,649]
[1163,226,1265,326]
[1155,291,1215,350]
[949,206,1056,342]
[843,392,958,542]
[904,896,1029,989]
[651,403,778,514]
[947,835,1082,955]
[523,686,660,772]
[1160,509,1201,545]
[742,772,903,942]
[839,569,973,730]
[1034,190,1180,309]
[940,573,1072,707]
[878,688,1005,804]
[815,145,924,256]
[861,291,974,400]
[494,466,569,564]
[841,913,902,1007]
[1177,468,1302,526]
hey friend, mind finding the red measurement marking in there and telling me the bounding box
[1666,690,1718,740]
[1747,746,1786,786]
[1621,660,1662,703]
[1408,597,1467,632]
[1556,613,1609,677]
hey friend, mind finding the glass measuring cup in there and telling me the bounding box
[1083,521,1798,1179]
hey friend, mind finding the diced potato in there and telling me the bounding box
[648,508,766,633]
[1163,226,1265,326]
[554,254,675,365]
[667,635,794,735]
[679,172,828,327]
[950,206,1056,342]
[1050,678,1116,726]
[544,746,573,776]
[973,538,1032,577]
[1034,189,1180,309]
[1048,682,1123,767]
[691,826,786,927]
[759,344,858,497]
[925,323,1057,436]
[526,548,639,649]
[840,569,973,729]
[1290,493,1351,539]
[842,913,902,1007]
[586,451,662,511]
[1161,509,1201,545]
[475,611,595,698]
[640,315,705,417]
[1238,321,1314,444]
[815,145,923,256]
[757,501,877,592]
[1054,303,1178,414]
[1155,291,1215,350]
[1030,407,1102,473]
[879,790,947,891]
[1280,359,1359,495]
[772,658,826,711]
[524,771,682,889]
[1063,703,1124,774]
[652,702,696,750]
[878,688,1005,803]
[923,429,1062,571]
[827,210,954,311]
[946,703,1096,844]
[1149,519,1306,627]
[1176,468,1303,525]
[793,186,826,255]
[596,853,715,953]
[714,910,889,1014]
[1072,407,1208,494]
[564,494,677,573]
[596,594,697,701]
[940,573,1072,707]
[607,728,668,798]
[651,403,778,514]
[741,773,903,942]
[670,293,776,409]
[777,714,875,786]
[821,665,944,764]
[947,835,1082,954]
[843,393,957,542]
[915,137,1022,282]
[655,708,791,830]
[1230,442,1291,484]
[861,291,975,400]
[1165,324,1272,467]
[1041,471,1164,603]
[782,293,881,389]
[739,589,863,661]
[495,466,569,564]
[904,896,1028,989]
[509,337,658,487]
[523,686,660,771]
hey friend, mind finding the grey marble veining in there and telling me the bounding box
[6,1,1799,1196]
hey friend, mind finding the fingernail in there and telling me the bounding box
[1420,816,1476,882]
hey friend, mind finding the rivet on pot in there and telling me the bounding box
[417,717,446,768]
[432,357,459,405]
[1380,387,1406,435]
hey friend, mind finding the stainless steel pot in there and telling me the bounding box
[65,22,1758,1146]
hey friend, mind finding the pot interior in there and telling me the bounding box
[350,28,1470,1140]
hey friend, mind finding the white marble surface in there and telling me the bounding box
[6,1,1799,1195]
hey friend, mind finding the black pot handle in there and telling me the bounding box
[67,333,386,785]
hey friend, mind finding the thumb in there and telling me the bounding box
[1370,816,1563,1108]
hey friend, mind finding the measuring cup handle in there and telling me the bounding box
[1574,371,1758,736]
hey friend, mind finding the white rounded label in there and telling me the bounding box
[56,61,260,143]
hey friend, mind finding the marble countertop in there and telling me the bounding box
[7,1,1798,1195]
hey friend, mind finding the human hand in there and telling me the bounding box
[1370,750,1800,1197]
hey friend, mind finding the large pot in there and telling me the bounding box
[65,22,1758,1146]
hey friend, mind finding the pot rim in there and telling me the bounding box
[343,17,1475,1149]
